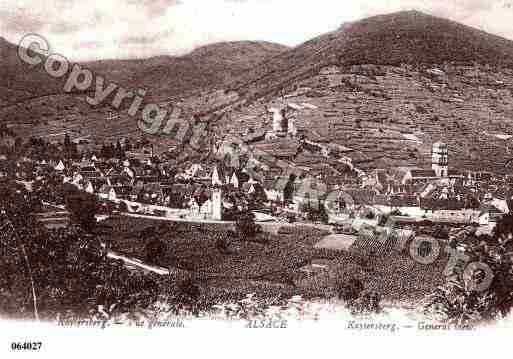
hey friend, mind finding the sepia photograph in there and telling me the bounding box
[0,0,513,356]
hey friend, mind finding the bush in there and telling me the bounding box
[423,215,513,325]
[98,200,116,215]
[118,201,128,213]
[306,206,329,224]
[176,277,201,302]
[350,290,382,315]
[144,235,167,265]
[336,277,364,302]
[365,211,375,220]
[215,235,229,254]
[390,209,403,216]
[65,191,98,233]
[235,211,261,240]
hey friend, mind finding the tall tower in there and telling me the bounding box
[212,188,223,220]
[211,165,224,220]
[432,141,448,177]
[270,107,287,136]
[288,117,297,138]
[271,108,283,133]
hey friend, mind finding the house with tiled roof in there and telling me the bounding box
[98,185,117,201]
[188,198,200,214]
[84,180,94,194]
[54,160,65,171]
[343,188,378,206]
[113,185,132,200]
[230,172,239,188]
[142,183,164,200]
[410,169,438,179]
[80,164,103,178]
[478,204,504,225]
[105,166,121,177]
[262,178,286,203]
[134,175,159,185]
[107,174,131,187]
[243,129,267,144]
[397,167,439,185]
[211,165,225,186]
[447,169,464,178]
[253,139,301,161]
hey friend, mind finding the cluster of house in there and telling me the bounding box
[0,144,304,222]
[354,142,512,225]
[55,156,167,204]
[44,153,288,220]
[3,133,511,228]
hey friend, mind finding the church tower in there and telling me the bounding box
[212,188,223,220]
[432,141,448,177]
[288,117,297,138]
[270,107,287,137]
[211,165,224,220]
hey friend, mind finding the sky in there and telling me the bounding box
[1,0,513,61]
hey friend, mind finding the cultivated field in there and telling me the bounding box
[100,216,447,304]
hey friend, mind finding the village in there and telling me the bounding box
[6,5,513,353]
[2,82,513,328]
[1,101,511,242]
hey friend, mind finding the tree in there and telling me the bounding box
[336,277,364,302]
[100,144,108,159]
[177,277,200,301]
[493,213,513,248]
[0,180,42,320]
[365,210,375,220]
[64,133,71,150]
[118,201,128,213]
[109,143,116,158]
[0,177,164,321]
[115,140,123,158]
[124,138,132,152]
[235,210,261,240]
[351,290,382,315]
[306,205,329,223]
[215,234,229,254]
[65,191,99,233]
[390,209,403,216]
[14,137,22,150]
[143,234,167,265]
[423,214,513,324]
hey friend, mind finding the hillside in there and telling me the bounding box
[0,39,288,143]
[207,11,513,174]
[223,10,513,101]
[3,10,513,174]
[85,41,288,102]
[0,37,69,106]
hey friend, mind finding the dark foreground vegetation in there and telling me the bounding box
[1,173,513,325]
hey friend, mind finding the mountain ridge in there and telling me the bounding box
[204,11,513,174]
[223,10,513,104]
[0,39,289,105]
[3,10,513,175]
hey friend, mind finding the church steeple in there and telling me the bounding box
[212,164,224,186]
[432,141,448,177]
[211,164,224,220]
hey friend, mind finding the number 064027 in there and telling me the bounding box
[11,342,42,351]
